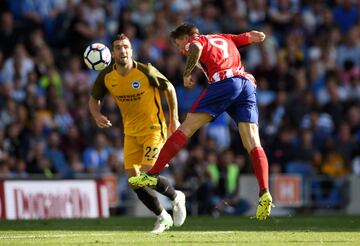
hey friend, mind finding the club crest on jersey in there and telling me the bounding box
[132,81,140,89]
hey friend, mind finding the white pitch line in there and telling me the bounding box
[0,233,115,239]
[176,231,238,234]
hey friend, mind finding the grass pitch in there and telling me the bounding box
[0,215,359,245]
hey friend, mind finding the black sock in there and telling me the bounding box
[133,187,163,216]
[155,176,177,201]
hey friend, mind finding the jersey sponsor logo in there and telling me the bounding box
[115,91,144,102]
[132,81,140,89]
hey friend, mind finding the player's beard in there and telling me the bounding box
[116,57,130,68]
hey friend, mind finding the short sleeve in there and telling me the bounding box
[221,33,250,47]
[185,36,203,54]
[147,64,170,91]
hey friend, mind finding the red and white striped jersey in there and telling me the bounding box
[185,33,256,85]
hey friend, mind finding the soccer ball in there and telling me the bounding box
[83,43,112,71]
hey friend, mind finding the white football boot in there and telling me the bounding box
[172,190,187,227]
[151,210,173,234]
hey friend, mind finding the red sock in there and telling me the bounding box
[250,147,269,195]
[149,130,187,175]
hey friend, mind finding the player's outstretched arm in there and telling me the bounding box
[88,96,112,128]
[227,31,265,48]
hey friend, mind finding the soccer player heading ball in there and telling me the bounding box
[129,23,273,220]
[89,34,186,233]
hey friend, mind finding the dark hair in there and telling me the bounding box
[170,23,200,39]
[112,33,130,47]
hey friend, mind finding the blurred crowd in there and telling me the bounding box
[0,0,360,214]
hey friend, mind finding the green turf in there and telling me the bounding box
[0,216,359,245]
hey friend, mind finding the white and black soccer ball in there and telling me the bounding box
[83,43,112,71]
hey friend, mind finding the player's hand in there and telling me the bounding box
[168,118,181,135]
[94,114,112,128]
[248,31,266,43]
[183,75,195,88]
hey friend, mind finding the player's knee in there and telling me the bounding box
[245,142,262,154]
[242,133,261,153]
[248,145,263,155]
[178,125,193,138]
[241,139,253,152]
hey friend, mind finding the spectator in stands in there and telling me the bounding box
[33,94,55,131]
[268,127,298,173]
[0,160,11,178]
[0,11,21,59]
[0,128,8,161]
[45,130,68,175]
[268,0,298,38]
[67,150,85,176]
[332,0,359,34]
[82,132,112,174]
[347,106,360,140]
[1,43,34,89]
[12,159,29,178]
[336,27,360,68]
[208,150,250,215]
[335,122,356,165]
[179,145,212,214]
[201,113,231,152]
[0,99,17,128]
[60,124,86,159]
[26,141,52,176]
[53,99,74,134]
[130,0,154,30]
[62,56,91,97]
[66,2,96,56]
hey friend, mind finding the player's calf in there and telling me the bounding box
[133,187,163,216]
